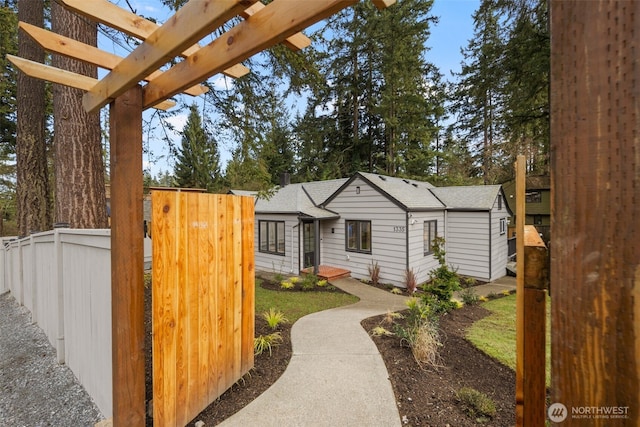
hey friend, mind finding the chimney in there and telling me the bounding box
[280,172,291,187]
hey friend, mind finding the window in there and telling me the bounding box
[423,220,437,255]
[533,215,543,225]
[498,195,503,210]
[259,220,285,255]
[346,220,372,253]
[500,218,507,235]
[526,191,542,203]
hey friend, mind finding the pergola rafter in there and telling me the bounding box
[7,0,396,424]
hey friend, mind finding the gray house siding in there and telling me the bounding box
[490,196,509,280]
[445,211,491,280]
[254,213,300,275]
[323,177,408,287]
[407,211,444,285]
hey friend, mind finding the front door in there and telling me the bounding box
[303,221,315,269]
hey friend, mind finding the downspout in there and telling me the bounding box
[405,212,410,272]
[291,221,300,274]
[488,210,492,281]
[443,210,448,256]
[314,219,320,275]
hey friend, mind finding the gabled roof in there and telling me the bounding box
[329,172,444,210]
[254,178,347,219]
[430,185,504,211]
[254,172,509,216]
[227,189,258,197]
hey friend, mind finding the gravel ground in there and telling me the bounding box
[0,292,104,427]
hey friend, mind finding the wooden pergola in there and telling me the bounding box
[8,1,394,425]
[9,0,639,426]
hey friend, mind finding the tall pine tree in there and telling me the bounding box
[174,105,224,192]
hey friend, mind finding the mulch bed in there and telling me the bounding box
[144,278,515,426]
[362,304,516,426]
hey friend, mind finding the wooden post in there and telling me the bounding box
[550,1,639,424]
[515,156,548,426]
[110,85,145,426]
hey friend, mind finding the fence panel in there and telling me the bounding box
[60,230,113,418]
[152,191,255,427]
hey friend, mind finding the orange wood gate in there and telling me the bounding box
[151,191,255,427]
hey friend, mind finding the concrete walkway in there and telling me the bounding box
[219,278,409,427]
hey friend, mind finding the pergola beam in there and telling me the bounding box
[81,0,257,113]
[240,2,311,50]
[6,55,176,111]
[18,22,207,97]
[143,0,358,109]
[58,0,250,80]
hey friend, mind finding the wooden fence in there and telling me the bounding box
[151,191,255,427]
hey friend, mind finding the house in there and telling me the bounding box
[502,175,551,242]
[250,172,512,288]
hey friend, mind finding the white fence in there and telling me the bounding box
[0,229,152,419]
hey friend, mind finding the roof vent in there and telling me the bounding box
[412,183,418,187]
[378,175,387,181]
[403,179,410,184]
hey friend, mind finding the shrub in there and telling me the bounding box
[280,280,294,290]
[404,268,418,294]
[262,308,288,329]
[289,276,300,283]
[390,287,403,295]
[368,260,381,286]
[370,326,394,337]
[301,273,317,291]
[458,286,479,305]
[254,332,283,356]
[422,236,460,313]
[410,320,442,368]
[382,310,403,325]
[456,387,497,421]
[317,279,328,287]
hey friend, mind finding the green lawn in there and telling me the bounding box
[255,280,359,323]
[466,294,551,387]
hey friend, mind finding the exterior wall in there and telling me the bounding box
[446,197,509,282]
[254,213,300,275]
[323,177,408,287]
[406,211,444,285]
[445,211,491,280]
[490,196,510,281]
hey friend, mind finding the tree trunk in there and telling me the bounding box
[51,2,107,228]
[16,0,51,237]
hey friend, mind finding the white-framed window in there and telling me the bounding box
[346,220,372,254]
[424,220,437,255]
[500,218,507,235]
[259,220,285,255]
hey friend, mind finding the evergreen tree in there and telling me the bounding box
[451,0,507,184]
[0,2,17,153]
[174,105,224,192]
[17,0,51,235]
[52,2,107,228]
[296,0,439,179]
[499,0,549,177]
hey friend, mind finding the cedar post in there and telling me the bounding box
[550,1,639,425]
[515,156,548,426]
[110,85,145,425]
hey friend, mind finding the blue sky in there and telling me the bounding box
[111,0,480,176]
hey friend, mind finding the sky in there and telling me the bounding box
[107,0,481,177]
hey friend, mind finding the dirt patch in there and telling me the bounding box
[362,304,516,426]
